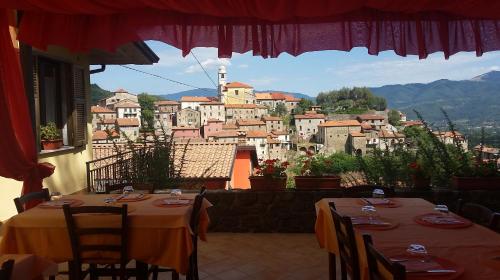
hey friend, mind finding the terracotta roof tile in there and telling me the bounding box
[266,137,281,144]
[237,119,265,126]
[174,143,237,178]
[180,96,211,102]
[209,130,240,138]
[116,118,140,126]
[402,120,424,127]
[246,130,268,138]
[91,106,115,113]
[200,102,224,105]
[225,82,253,88]
[360,122,373,130]
[92,130,119,140]
[283,95,301,102]
[378,130,405,138]
[295,114,325,119]
[255,93,274,100]
[172,126,199,130]
[357,114,385,120]
[99,118,117,124]
[319,120,361,127]
[262,116,282,121]
[222,123,239,130]
[349,132,366,137]
[271,130,289,136]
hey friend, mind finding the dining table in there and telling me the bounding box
[315,197,500,280]
[0,193,212,278]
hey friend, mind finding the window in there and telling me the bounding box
[235,90,239,95]
[309,120,311,123]
[34,56,87,150]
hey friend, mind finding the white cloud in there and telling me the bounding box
[184,58,231,74]
[249,77,279,87]
[238,64,249,68]
[325,52,500,87]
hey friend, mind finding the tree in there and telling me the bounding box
[388,109,401,126]
[316,87,387,114]
[272,103,288,116]
[295,99,313,115]
[138,93,162,130]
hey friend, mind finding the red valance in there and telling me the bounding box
[1,0,500,58]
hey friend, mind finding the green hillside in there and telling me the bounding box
[90,84,113,105]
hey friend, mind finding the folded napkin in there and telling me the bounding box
[163,199,190,205]
[421,215,465,225]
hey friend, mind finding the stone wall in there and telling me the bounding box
[205,188,500,233]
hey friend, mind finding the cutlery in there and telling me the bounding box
[361,198,373,205]
[406,269,456,273]
[389,258,409,262]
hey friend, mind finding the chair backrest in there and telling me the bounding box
[343,185,395,198]
[13,188,50,213]
[63,204,129,274]
[363,234,406,280]
[190,187,207,237]
[0,259,14,280]
[456,199,494,227]
[330,207,361,280]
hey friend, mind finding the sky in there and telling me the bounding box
[90,40,500,97]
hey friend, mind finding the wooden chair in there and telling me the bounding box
[13,188,50,213]
[456,199,500,230]
[63,204,130,280]
[342,185,395,198]
[330,206,361,280]
[151,187,207,280]
[327,202,337,280]
[0,259,14,280]
[362,234,406,280]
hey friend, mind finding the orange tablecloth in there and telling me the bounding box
[0,254,58,280]
[0,194,212,275]
[315,198,500,280]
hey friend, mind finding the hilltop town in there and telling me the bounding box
[91,66,469,161]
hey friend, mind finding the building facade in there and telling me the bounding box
[200,102,225,125]
[317,120,361,153]
[294,113,325,140]
[176,108,201,128]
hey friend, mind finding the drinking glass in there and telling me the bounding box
[50,191,62,200]
[361,205,377,222]
[434,204,449,215]
[372,189,385,199]
[170,189,182,200]
[407,244,431,262]
[122,185,134,194]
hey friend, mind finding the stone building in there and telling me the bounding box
[155,100,180,113]
[294,113,325,140]
[262,116,284,132]
[317,120,361,153]
[348,132,367,155]
[434,131,468,151]
[98,88,138,108]
[255,92,285,109]
[207,130,241,143]
[245,130,268,159]
[176,108,201,128]
[225,104,266,123]
[180,96,211,110]
[116,118,140,141]
[357,114,386,130]
[171,126,201,140]
[114,100,141,121]
[202,119,224,138]
[378,130,406,151]
[200,102,225,125]
[236,119,266,131]
[91,106,116,130]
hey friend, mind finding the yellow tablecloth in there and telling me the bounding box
[0,194,211,274]
[315,198,500,280]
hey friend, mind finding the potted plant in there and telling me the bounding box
[40,122,63,150]
[452,160,500,190]
[249,158,289,190]
[293,152,345,189]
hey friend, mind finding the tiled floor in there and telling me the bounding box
[54,233,331,280]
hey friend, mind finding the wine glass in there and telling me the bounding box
[407,244,431,262]
[50,191,62,201]
[122,185,134,194]
[170,189,182,200]
[372,189,385,199]
[361,205,377,223]
[434,204,449,216]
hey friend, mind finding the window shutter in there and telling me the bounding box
[72,66,87,147]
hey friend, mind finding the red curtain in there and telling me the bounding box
[0,9,54,200]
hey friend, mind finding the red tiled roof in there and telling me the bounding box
[295,114,326,119]
[360,122,373,130]
[349,132,366,137]
[378,130,405,138]
[402,120,424,127]
[113,100,141,108]
[114,88,128,93]
[155,100,179,106]
[237,119,265,126]
[283,95,301,102]
[319,120,361,127]
[262,116,282,121]
[92,130,119,140]
[357,114,385,120]
[246,130,268,138]
[200,102,224,105]
[209,130,240,138]
[255,93,274,100]
[99,118,117,124]
[223,123,239,130]
[225,82,253,88]
[267,137,281,144]
[271,130,289,136]
[225,104,257,109]
[433,131,464,138]
[91,106,115,113]
[116,118,140,126]
[174,143,237,178]
[180,96,211,102]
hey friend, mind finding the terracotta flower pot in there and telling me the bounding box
[452,176,500,190]
[41,139,63,150]
[294,176,341,190]
[249,176,287,191]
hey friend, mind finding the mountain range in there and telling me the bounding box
[91,70,500,128]
[369,71,500,127]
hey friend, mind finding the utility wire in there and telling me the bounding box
[190,50,218,88]
[119,65,214,93]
